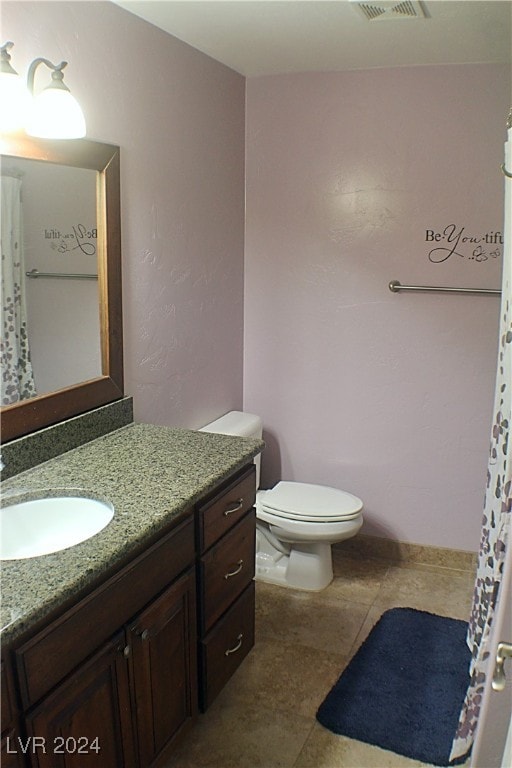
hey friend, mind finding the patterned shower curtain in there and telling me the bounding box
[449,116,512,762]
[1,174,37,404]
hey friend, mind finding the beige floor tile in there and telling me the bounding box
[373,565,474,621]
[256,582,371,656]
[345,604,387,657]
[219,637,347,719]
[330,552,390,604]
[170,559,475,768]
[392,559,477,578]
[294,723,431,768]
[168,700,313,768]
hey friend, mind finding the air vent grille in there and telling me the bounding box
[353,1,427,22]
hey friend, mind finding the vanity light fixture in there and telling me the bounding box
[0,42,31,133]
[0,42,86,139]
[26,57,86,139]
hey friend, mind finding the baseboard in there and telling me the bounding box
[333,533,477,572]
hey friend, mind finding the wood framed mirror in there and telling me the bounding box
[1,135,123,443]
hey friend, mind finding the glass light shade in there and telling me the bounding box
[0,70,31,133]
[26,87,86,139]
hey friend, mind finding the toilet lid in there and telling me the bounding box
[259,482,363,522]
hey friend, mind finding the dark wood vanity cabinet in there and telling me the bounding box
[2,461,258,766]
[196,465,257,711]
[24,570,196,768]
[128,571,197,767]
[25,631,137,768]
[10,516,197,768]
[1,658,25,768]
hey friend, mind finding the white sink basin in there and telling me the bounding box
[1,493,114,560]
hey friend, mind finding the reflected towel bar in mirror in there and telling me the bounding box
[26,268,98,280]
[1,135,123,445]
[389,280,501,296]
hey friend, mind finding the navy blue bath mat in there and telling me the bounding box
[316,607,471,766]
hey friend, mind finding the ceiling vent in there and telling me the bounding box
[351,1,427,22]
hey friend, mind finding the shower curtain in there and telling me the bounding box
[1,174,37,405]
[449,114,512,762]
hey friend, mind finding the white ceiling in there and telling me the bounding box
[113,0,512,77]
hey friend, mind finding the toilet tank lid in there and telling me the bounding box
[199,411,263,438]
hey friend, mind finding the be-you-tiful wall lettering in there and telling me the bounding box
[44,223,97,256]
[425,224,502,263]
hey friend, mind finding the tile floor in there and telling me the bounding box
[168,546,476,768]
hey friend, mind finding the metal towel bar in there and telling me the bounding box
[389,280,501,296]
[26,268,97,281]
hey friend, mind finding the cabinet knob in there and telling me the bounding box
[225,633,243,657]
[224,560,244,579]
[224,499,244,517]
[139,629,150,641]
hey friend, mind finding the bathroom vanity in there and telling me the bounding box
[0,423,262,767]
[0,130,261,766]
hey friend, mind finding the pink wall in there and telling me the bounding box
[3,1,246,429]
[5,2,509,551]
[245,65,509,552]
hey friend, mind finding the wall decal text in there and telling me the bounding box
[425,224,502,263]
[44,224,97,256]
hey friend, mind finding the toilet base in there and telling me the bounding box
[255,528,334,590]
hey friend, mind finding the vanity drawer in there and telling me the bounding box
[16,515,195,709]
[199,510,255,634]
[197,466,256,552]
[199,582,255,711]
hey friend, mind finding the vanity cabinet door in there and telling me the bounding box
[25,631,136,768]
[1,659,26,768]
[129,569,197,768]
[0,733,26,768]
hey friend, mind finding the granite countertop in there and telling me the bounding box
[1,423,263,647]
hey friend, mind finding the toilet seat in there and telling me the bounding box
[257,481,363,523]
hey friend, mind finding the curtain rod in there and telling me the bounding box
[389,280,501,296]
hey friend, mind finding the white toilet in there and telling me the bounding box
[200,411,363,591]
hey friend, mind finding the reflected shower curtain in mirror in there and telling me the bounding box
[1,174,36,404]
[449,117,512,762]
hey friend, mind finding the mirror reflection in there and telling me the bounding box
[0,135,123,444]
[1,157,101,405]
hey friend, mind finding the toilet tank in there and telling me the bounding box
[199,411,263,487]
